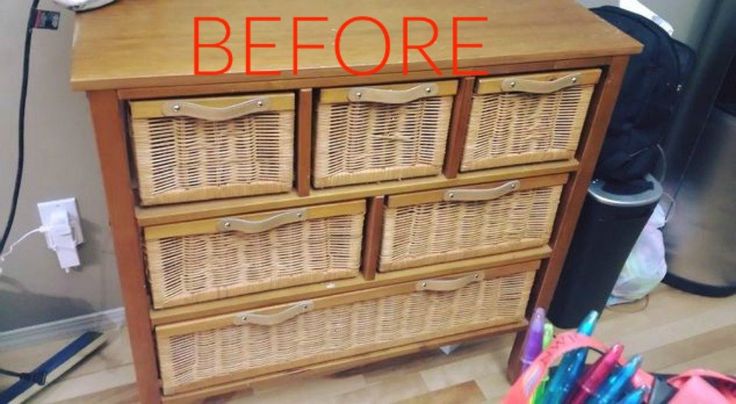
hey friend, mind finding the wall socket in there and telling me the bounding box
[37,198,84,244]
[37,198,84,271]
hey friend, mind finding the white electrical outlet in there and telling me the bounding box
[37,198,84,244]
[37,198,84,271]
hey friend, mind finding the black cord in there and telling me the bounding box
[0,0,41,255]
[0,0,41,379]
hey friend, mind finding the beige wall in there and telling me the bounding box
[579,0,717,49]
[0,1,121,331]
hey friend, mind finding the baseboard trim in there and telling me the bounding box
[0,307,126,350]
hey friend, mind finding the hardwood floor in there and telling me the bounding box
[1,285,734,403]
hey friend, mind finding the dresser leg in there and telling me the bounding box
[87,90,162,404]
[506,330,526,383]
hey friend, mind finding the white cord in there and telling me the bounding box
[0,225,48,275]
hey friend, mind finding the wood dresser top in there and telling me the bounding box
[70,0,641,91]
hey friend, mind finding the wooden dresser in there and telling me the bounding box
[70,1,640,402]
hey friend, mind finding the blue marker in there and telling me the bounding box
[543,311,599,404]
[615,387,647,404]
[592,355,643,404]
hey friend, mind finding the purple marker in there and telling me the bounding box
[521,307,546,373]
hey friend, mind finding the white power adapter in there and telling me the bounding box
[44,210,82,271]
[38,198,84,273]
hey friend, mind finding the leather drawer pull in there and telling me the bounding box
[415,272,485,292]
[217,209,307,234]
[161,97,272,121]
[443,180,520,202]
[501,73,582,94]
[347,83,439,104]
[233,301,314,326]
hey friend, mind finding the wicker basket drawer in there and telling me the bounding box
[129,93,295,206]
[314,81,458,188]
[155,264,537,394]
[143,201,365,309]
[379,174,567,272]
[461,70,601,172]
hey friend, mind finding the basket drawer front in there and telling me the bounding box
[144,201,365,308]
[379,175,567,272]
[314,81,458,188]
[156,265,537,394]
[461,69,601,172]
[129,93,295,206]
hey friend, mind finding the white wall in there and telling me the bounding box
[0,1,121,331]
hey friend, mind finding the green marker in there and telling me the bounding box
[531,322,554,403]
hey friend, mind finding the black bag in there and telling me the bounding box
[591,6,695,190]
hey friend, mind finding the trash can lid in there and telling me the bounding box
[588,174,663,207]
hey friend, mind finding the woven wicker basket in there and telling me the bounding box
[379,175,567,272]
[129,93,295,206]
[144,201,365,308]
[156,268,535,394]
[461,70,601,172]
[313,81,457,188]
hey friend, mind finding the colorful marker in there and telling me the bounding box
[568,344,624,404]
[521,308,547,373]
[615,387,647,404]
[543,310,600,404]
[593,355,643,404]
[531,322,555,404]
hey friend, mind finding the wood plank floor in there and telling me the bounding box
[1,285,734,403]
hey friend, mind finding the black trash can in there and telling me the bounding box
[548,175,663,328]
